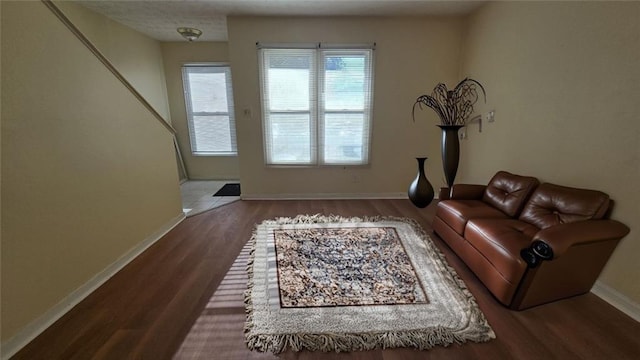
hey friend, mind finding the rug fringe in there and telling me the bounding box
[244,214,495,354]
[246,327,476,354]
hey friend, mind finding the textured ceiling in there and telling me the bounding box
[75,0,485,42]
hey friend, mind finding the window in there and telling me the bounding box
[258,45,374,165]
[182,65,237,155]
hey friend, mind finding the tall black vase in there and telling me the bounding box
[408,157,435,208]
[437,125,464,188]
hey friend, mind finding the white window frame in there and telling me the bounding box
[182,64,237,156]
[258,44,374,166]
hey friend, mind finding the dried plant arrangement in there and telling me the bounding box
[413,78,486,126]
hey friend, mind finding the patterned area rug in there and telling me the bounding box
[245,215,495,354]
[275,226,427,307]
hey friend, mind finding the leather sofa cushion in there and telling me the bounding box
[519,183,610,229]
[482,171,540,217]
[465,219,537,284]
[436,200,508,236]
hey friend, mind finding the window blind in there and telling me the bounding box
[182,65,237,156]
[259,46,374,166]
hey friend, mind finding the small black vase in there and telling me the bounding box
[408,157,435,208]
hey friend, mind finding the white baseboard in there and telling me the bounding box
[241,192,408,200]
[591,281,640,322]
[0,212,186,360]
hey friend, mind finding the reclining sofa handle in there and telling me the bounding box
[520,240,554,268]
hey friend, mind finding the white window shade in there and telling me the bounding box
[182,65,237,155]
[319,50,373,165]
[259,46,374,166]
[259,49,317,165]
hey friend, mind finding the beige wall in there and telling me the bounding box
[161,42,240,180]
[227,16,465,197]
[0,0,3,343]
[1,1,183,341]
[459,2,640,303]
[54,1,171,123]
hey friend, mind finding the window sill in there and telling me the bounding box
[265,163,370,169]
[192,152,238,157]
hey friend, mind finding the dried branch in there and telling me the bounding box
[412,78,486,126]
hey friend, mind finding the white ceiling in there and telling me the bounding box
[76,0,485,42]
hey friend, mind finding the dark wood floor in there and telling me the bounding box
[13,200,640,359]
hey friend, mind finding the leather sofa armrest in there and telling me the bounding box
[450,184,486,200]
[530,220,630,260]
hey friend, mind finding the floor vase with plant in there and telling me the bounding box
[413,78,486,189]
[437,124,464,189]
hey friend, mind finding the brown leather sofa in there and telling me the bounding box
[433,171,630,310]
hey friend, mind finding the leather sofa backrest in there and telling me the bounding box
[482,171,540,217]
[519,183,610,229]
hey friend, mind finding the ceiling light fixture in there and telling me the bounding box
[177,27,202,41]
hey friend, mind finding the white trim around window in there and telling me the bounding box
[258,45,374,166]
[182,64,237,156]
